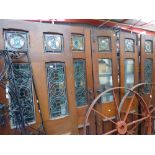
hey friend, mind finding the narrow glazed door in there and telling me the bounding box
[119,32,139,132]
[91,29,119,134]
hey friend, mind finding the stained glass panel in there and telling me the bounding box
[10,63,35,127]
[124,59,134,95]
[125,39,134,52]
[46,63,68,118]
[144,59,153,93]
[145,40,153,53]
[73,60,87,106]
[72,34,84,51]
[44,34,63,52]
[98,59,113,102]
[98,37,111,52]
[4,31,28,52]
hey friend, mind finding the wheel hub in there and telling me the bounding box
[117,121,127,135]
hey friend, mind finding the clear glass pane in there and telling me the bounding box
[4,31,28,52]
[73,60,87,106]
[44,34,63,52]
[125,39,134,52]
[9,63,35,127]
[144,59,153,93]
[46,63,68,118]
[98,59,113,102]
[72,34,84,51]
[145,40,153,53]
[124,59,134,89]
[98,37,111,52]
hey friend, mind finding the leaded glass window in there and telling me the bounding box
[9,63,35,127]
[125,39,134,52]
[124,59,134,95]
[144,59,153,93]
[98,37,111,52]
[44,34,63,52]
[46,63,68,118]
[145,40,153,53]
[72,34,84,51]
[98,59,113,102]
[73,59,87,106]
[4,31,28,52]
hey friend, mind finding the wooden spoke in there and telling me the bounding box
[123,94,135,122]
[92,108,117,125]
[127,116,149,127]
[112,90,121,121]
[104,129,117,135]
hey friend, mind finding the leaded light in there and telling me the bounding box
[72,34,84,51]
[98,59,113,102]
[46,63,68,118]
[124,59,134,95]
[10,63,35,127]
[144,59,153,93]
[125,39,134,52]
[4,31,28,52]
[145,40,153,53]
[98,37,111,52]
[44,34,63,52]
[73,59,87,106]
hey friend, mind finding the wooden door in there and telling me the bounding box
[119,32,139,131]
[0,20,79,134]
[140,34,155,133]
[69,26,95,134]
[91,29,119,134]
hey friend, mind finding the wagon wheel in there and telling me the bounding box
[119,83,155,134]
[83,87,151,135]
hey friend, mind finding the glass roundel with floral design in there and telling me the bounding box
[98,37,111,52]
[44,34,63,52]
[124,39,134,52]
[145,40,153,53]
[4,31,28,52]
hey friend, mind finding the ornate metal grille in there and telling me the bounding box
[73,59,87,106]
[4,31,28,52]
[46,63,68,118]
[9,63,35,127]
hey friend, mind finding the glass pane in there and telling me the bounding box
[74,60,87,106]
[98,59,113,102]
[46,63,68,118]
[44,34,63,52]
[145,40,153,53]
[125,39,134,52]
[9,64,35,127]
[144,59,153,93]
[4,31,28,52]
[98,37,111,52]
[124,59,134,90]
[72,34,84,51]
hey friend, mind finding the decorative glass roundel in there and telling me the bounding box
[145,40,152,53]
[98,37,110,52]
[125,39,134,52]
[8,34,25,49]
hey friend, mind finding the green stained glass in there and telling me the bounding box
[72,34,84,51]
[46,63,68,118]
[125,39,134,52]
[98,37,111,52]
[10,63,35,127]
[145,40,152,53]
[74,60,87,106]
[144,59,153,93]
